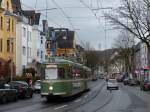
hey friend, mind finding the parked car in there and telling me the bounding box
[140,81,150,91]
[0,80,18,104]
[9,81,33,99]
[99,74,105,79]
[123,78,129,85]
[107,79,119,90]
[33,80,41,93]
[128,79,138,86]
[116,75,124,82]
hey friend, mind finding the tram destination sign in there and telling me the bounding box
[46,64,57,68]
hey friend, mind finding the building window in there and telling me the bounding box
[41,37,43,44]
[30,32,31,41]
[23,27,26,37]
[27,31,29,41]
[0,16,3,30]
[37,50,40,57]
[12,19,14,32]
[0,39,2,52]
[22,46,26,55]
[30,48,31,57]
[7,1,9,10]
[27,32,32,41]
[7,40,10,52]
[41,51,43,59]
[27,47,32,57]
[6,18,10,31]
[11,42,14,53]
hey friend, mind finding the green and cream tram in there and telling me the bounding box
[41,57,91,100]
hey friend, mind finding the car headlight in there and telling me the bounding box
[49,86,53,90]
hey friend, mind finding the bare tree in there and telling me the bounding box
[113,30,135,72]
[114,30,134,49]
[80,41,95,51]
[80,41,100,74]
[105,0,150,63]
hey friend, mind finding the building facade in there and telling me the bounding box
[0,0,17,77]
[16,16,33,76]
[12,0,44,76]
[54,29,76,57]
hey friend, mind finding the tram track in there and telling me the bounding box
[63,82,106,112]
[90,93,113,112]
[0,100,57,112]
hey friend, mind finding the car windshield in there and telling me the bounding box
[35,81,41,85]
[108,79,116,83]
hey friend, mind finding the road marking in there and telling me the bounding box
[74,99,81,102]
[84,95,88,98]
[54,105,68,110]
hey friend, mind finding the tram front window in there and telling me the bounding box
[58,68,65,79]
[45,68,58,79]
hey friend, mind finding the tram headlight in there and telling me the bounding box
[49,86,53,90]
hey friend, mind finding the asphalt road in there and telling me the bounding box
[0,80,150,112]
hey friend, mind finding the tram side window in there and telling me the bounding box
[58,68,65,79]
[68,67,73,79]
[81,70,87,78]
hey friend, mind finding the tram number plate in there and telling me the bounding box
[72,82,81,88]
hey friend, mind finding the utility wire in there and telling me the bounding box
[51,0,75,30]
[35,0,38,11]
[21,1,63,28]
[51,0,81,41]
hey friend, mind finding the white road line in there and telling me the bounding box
[74,99,81,102]
[54,105,68,110]
[84,95,88,98]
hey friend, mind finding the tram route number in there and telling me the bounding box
[72,82,81,88]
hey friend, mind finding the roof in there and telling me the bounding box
[44,57,91,71]
[11,0,22,14]
[23,10,41,25]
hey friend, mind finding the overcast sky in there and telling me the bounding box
[21,0,121,50]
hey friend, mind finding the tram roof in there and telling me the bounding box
[44,57,91,71]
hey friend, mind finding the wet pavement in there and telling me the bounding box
[0,80,150,112]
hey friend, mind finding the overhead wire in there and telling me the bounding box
[20,1,63,28]
[51,0,75,30]
[51,0,81,41]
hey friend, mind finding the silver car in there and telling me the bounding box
[107,79,119,90]
[33,80,41,93]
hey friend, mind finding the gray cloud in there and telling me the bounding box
[22,0,121,50]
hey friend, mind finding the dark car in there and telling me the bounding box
[116,75,124,82]
[0,80,18,104]
[123,78,129,85]
[140,81,150,91]
[128,79,138,86]
[9,81,33,99]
